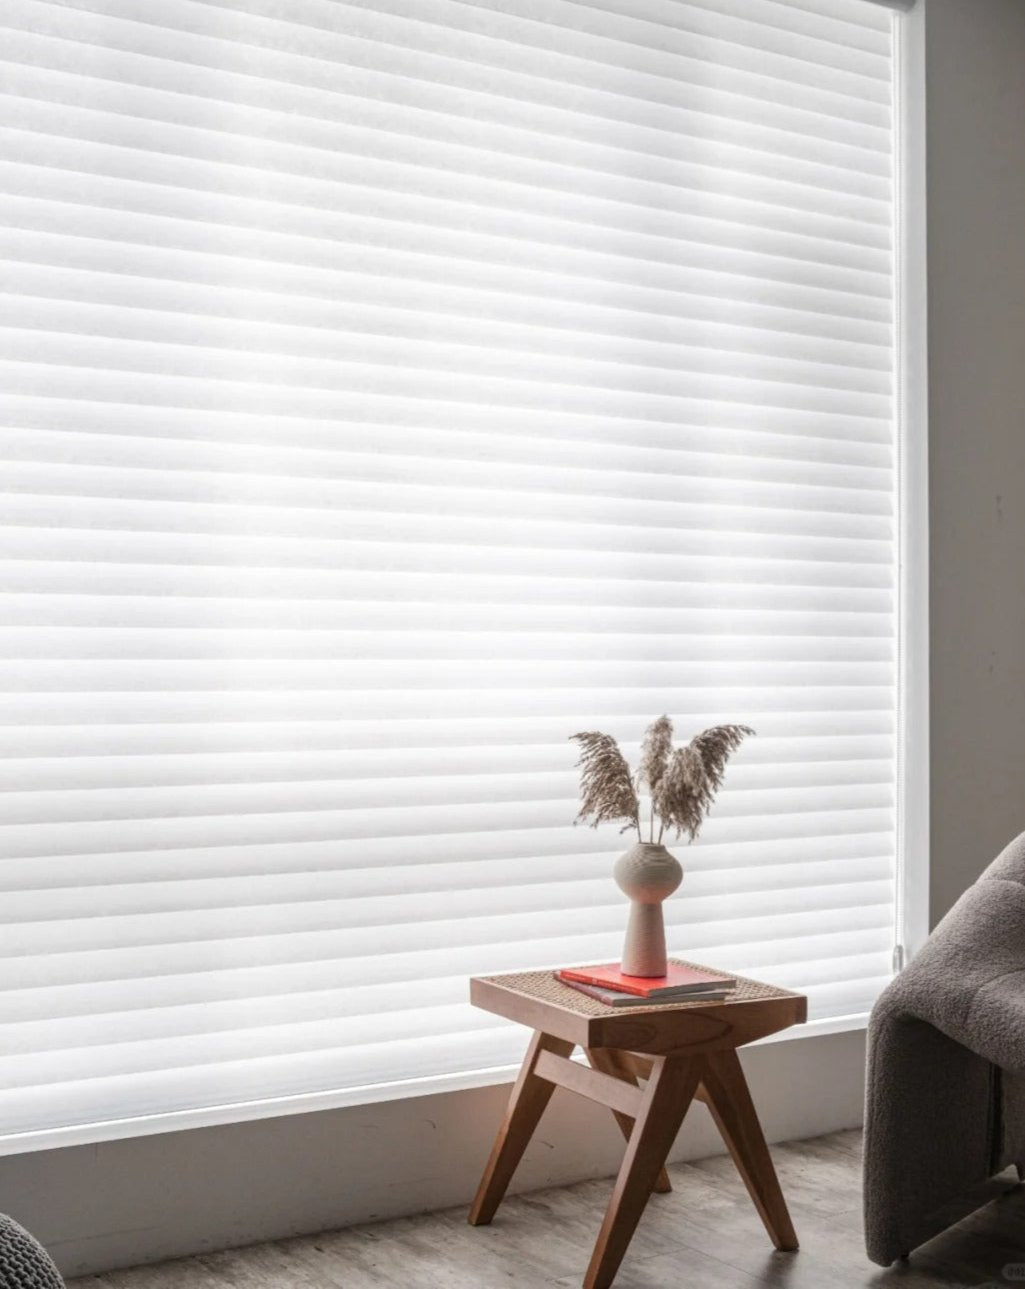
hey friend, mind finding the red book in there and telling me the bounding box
[557,962,735,999]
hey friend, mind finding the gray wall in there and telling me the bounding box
[927,0,1025,923]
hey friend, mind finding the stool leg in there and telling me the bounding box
[585,1048,672,1194]
[468,1030,573,1226]
[698,1049,798,1252]
[584,1055,701,1289]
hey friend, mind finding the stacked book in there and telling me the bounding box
[556,962,737,1008]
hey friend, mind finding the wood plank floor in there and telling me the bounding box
[67,1130,1025,1288]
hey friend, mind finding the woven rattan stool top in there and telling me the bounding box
[471,958,806,1056]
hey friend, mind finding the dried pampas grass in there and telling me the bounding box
[571,716,754,844]
[569,731,640,834]
[652,744,706,843]
[638,714,673,793]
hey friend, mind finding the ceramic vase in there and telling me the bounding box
[613,842,683,977]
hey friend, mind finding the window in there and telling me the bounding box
[0,0,916,1151]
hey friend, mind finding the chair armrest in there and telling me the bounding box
[899,878,1025,1073]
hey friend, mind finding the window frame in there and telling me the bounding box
[893,0,930,967]
[0,0,930,1156]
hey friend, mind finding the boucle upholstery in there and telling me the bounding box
[0,1215,64,1289]
[864,830,1025,1264]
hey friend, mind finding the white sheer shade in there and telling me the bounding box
[0,0,897,1152]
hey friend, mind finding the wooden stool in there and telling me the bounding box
[467,961,807,1289]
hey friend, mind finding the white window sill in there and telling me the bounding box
[0,1012,869,1158]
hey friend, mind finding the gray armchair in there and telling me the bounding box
[864,830,1025,1264]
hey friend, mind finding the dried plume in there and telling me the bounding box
[690,724,754,800]
[652,744,706,842]
[638,714,673,794]
[569,731,640,835]
[672,723,755,839]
